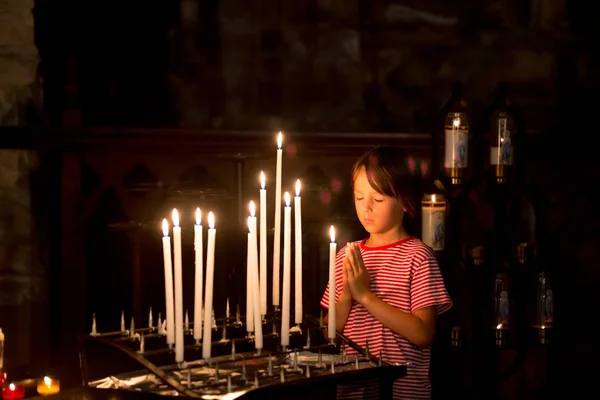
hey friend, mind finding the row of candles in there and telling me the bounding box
[1,331,60,399]
[0,374,60,399]
[160,133,339,363]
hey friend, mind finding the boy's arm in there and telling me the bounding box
[359,294,437,348]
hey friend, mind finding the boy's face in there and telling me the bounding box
[353,167,405,238]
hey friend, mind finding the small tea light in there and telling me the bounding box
[37,376,60,396]
[2,383,25,400]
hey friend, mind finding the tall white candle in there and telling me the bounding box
[172,209,184,363]
[249,202,263,350]
[259,172,267,317]
[294,179,303,325]
[246,222,254,333]
[202,212,217,361]
[281,192,292,347]
[193,208,203,343]
[273,132,283,308]
[328,226,337,342]
[421,194,446,251]
[162,219,175,347]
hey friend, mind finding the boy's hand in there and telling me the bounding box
[345,242,372,304]
[339,248,353,304]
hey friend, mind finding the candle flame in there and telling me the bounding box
[172,209,180,227]
[277,132,283,149]
[260,171,265,189]
[249,200,256,217]
[541,325,545,330]
[295,179,301,197]
[431,194,436,203]
[284,192,291,207]
[196,208,202,225]
[330,226,335,243]
[208,212,215,229]
[44,376,51,388]
[162,219,169,236]
[453,117,460,128]
[9,384,15,391]
[496,324,502,330]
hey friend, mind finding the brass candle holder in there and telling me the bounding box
[467,246,485,266]
[450,326,464,348]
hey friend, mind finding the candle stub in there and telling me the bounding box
[421,193,446,251]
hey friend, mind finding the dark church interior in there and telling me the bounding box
[1,0,599,399]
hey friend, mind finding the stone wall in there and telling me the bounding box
[0,0,45,376]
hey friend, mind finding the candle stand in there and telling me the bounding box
[78,312,405,399]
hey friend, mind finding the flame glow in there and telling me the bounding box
[260,171,265,189]
[208,212,215,229]
[330,226,335,243]
[162,219,169,236]
[249,201,256,217]
[284,192,291,207]
[172,209,180,227]
[196,208,202,225]
[277,132,283,149]
[295,179,301,197]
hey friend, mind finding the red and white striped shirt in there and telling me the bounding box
[320,237,452,400]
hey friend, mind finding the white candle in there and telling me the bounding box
[294,179,303,325]
[246,221,254,333]
[281,192,292,347]
[259,172,267,317]
[421,194,446,251]
[328,225,337,342]
[172,209,184,363]
[193,208,203,342]
[202,212,217,361]
[249,202,263,350]
[273,132,283,307]
[161,219,175,347]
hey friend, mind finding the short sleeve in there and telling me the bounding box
[410,251,452,315]
[320,245,348,310]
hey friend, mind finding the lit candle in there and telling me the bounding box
[246,217,254,334]
[202,212,217,361]
[281,192,292,347]
[421,194,446,251]
[193,208,203,343]
[259,172,267,317]
[2,384,24,400]
[294,179,303,325]
[273,132,283,308]
[328,226,337,342]
[162,219,175,347]
[249,204,263,350]
[172,209,184,363]
[37,376,60,396]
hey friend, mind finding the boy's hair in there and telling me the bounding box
[351,146,422,222]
